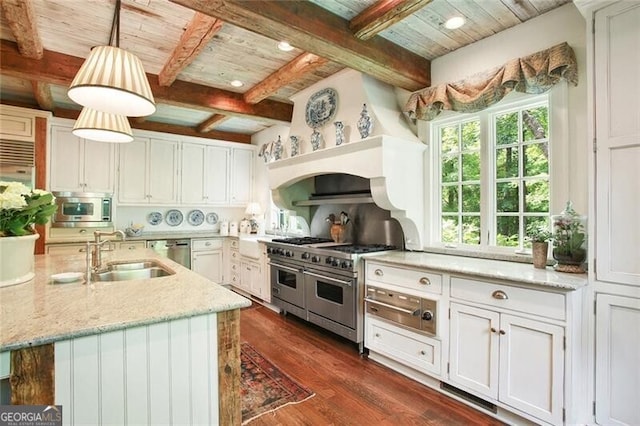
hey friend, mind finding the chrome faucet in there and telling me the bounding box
[89,230,126,273]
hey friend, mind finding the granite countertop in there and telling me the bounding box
[0,249,251,351]
[364,251,588,291]
[47,231,278,243]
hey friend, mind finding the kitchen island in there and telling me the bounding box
[0,249,251,425]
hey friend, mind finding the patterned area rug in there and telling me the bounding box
[241,342,314,424]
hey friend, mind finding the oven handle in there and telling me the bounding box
[303,271,353,287]
[268,262,302,273]
[364,297,420,316]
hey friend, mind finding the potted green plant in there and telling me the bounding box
[0,181,56,287]
[552,201,587,273]
[526,223,552,269]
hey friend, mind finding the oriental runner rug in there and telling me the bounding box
[241,342,315,424]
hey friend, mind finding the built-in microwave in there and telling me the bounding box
[51,192,112,228]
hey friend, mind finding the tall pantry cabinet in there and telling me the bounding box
[583,1,640,425]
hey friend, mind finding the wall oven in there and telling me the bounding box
[52,192,112,228]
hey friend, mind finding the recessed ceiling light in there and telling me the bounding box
[444,16,465,30]
[277,41,294,52]
[230,80,244,88]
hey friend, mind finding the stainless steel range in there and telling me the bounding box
[267,237,396,351]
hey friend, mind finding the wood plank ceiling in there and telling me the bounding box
[0,0,571,144]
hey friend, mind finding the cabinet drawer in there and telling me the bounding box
[48,226,114,242]
[366,262,442,295]
[366,316,441,377]
[450,277,566,321]
[116,241,146,251]
[192,239,223,251]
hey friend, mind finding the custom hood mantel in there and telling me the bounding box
[267,135,426,250]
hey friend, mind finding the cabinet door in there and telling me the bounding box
[205,146,230,204]
[192,250,223,283]
[118,138,148,203]
[180,143,207,204]
[50,126,83,192]
[230,148,253,205]
[83,140,115,193]
[596,294,640,426]
[148,138,178,204]
[246,260,262,298]
[498,314,564,425]
[449,303,499,400]
[594,1,640,286]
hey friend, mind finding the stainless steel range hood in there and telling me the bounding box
[267,135,426,250]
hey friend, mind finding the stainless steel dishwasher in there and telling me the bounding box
[146,239,191,269]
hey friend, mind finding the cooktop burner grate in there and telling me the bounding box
[326,244,397,254]
[271,237,334,245]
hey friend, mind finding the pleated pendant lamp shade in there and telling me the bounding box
[72,107,134,143]
[68,45,156,117]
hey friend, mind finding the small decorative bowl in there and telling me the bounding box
[125,227,144,237]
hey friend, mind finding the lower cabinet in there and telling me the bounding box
[449,302,564,425]
[595,293,640,426]
[116,241,146,251]
[240,258,262,298]
[46,243,88,255]
[366,316,441,377]
[191,239,223,284]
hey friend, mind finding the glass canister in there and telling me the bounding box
[551,201,587,273]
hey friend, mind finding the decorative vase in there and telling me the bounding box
[357,103,373,139]
[531,241,549,269]
[311,128,323,151]
[289,135,300,157]
[334,121,345,146]
[552,201,587,273]
[0,233,39,288]
[273,135,284,160]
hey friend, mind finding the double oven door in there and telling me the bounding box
[304,268,356,329]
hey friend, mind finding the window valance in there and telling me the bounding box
[404,42,578,121]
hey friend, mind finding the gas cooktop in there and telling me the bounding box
[323,244,396,254]
[271,237,333,245]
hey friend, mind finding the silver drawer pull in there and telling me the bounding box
[492,290,508,300]
[374,269,384,276]
[79,229,86,234]
[419,277,431,285]
[365,297,419,315]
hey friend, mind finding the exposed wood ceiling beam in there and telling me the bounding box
[197,114,230,133]
[31,81,54,111]
[0,0,43,59]
[0,40,293,125]
[349,0,434,40]
[158,13,224,87]
[53,108,251,144]
[244,52,329,104]
[170,0,431,91]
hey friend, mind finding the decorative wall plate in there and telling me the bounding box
[187,209,204,226]
[165,209,183,226]
[206,212,219,225]
[305,88,338,129]
[147,211,163,225]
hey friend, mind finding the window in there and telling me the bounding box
[431,92,565,253]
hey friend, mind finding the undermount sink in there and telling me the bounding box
[92,260,174,282]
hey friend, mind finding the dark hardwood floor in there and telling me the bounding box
[240,304,504,426]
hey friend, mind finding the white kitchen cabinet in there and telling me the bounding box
[230,148,253,206]
[50,125,115,194]
[118,137,178,204]
[224,238,240,287]
[240,258,262,297]
[0,107,35,141]
[46,243,88,255]
[593,1,640,287]
[180,143,230,205]
[595,294,640,426]
[116,241,146,251]
[449,278,565,425]
[191,239,223,283]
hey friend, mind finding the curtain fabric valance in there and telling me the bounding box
[404,42,578,121]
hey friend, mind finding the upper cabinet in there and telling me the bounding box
[118,137,179,204]
[180,143,230,205]
[230,148,253,206]
[49,125,115,194]
[593,1,640,287]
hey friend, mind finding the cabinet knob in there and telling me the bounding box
[420,350,426,356]
[205,242,211,246]
[499,330,506,335]
[491,327,497,333]
[79,229,86,234]
[375,333,380,337]
[374,269,383,276]
[492,290,508,300]
[128,246,135,250]
[419,277,431,285]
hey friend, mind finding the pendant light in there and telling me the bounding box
[68,0,155,117]
[72,107,134,143]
